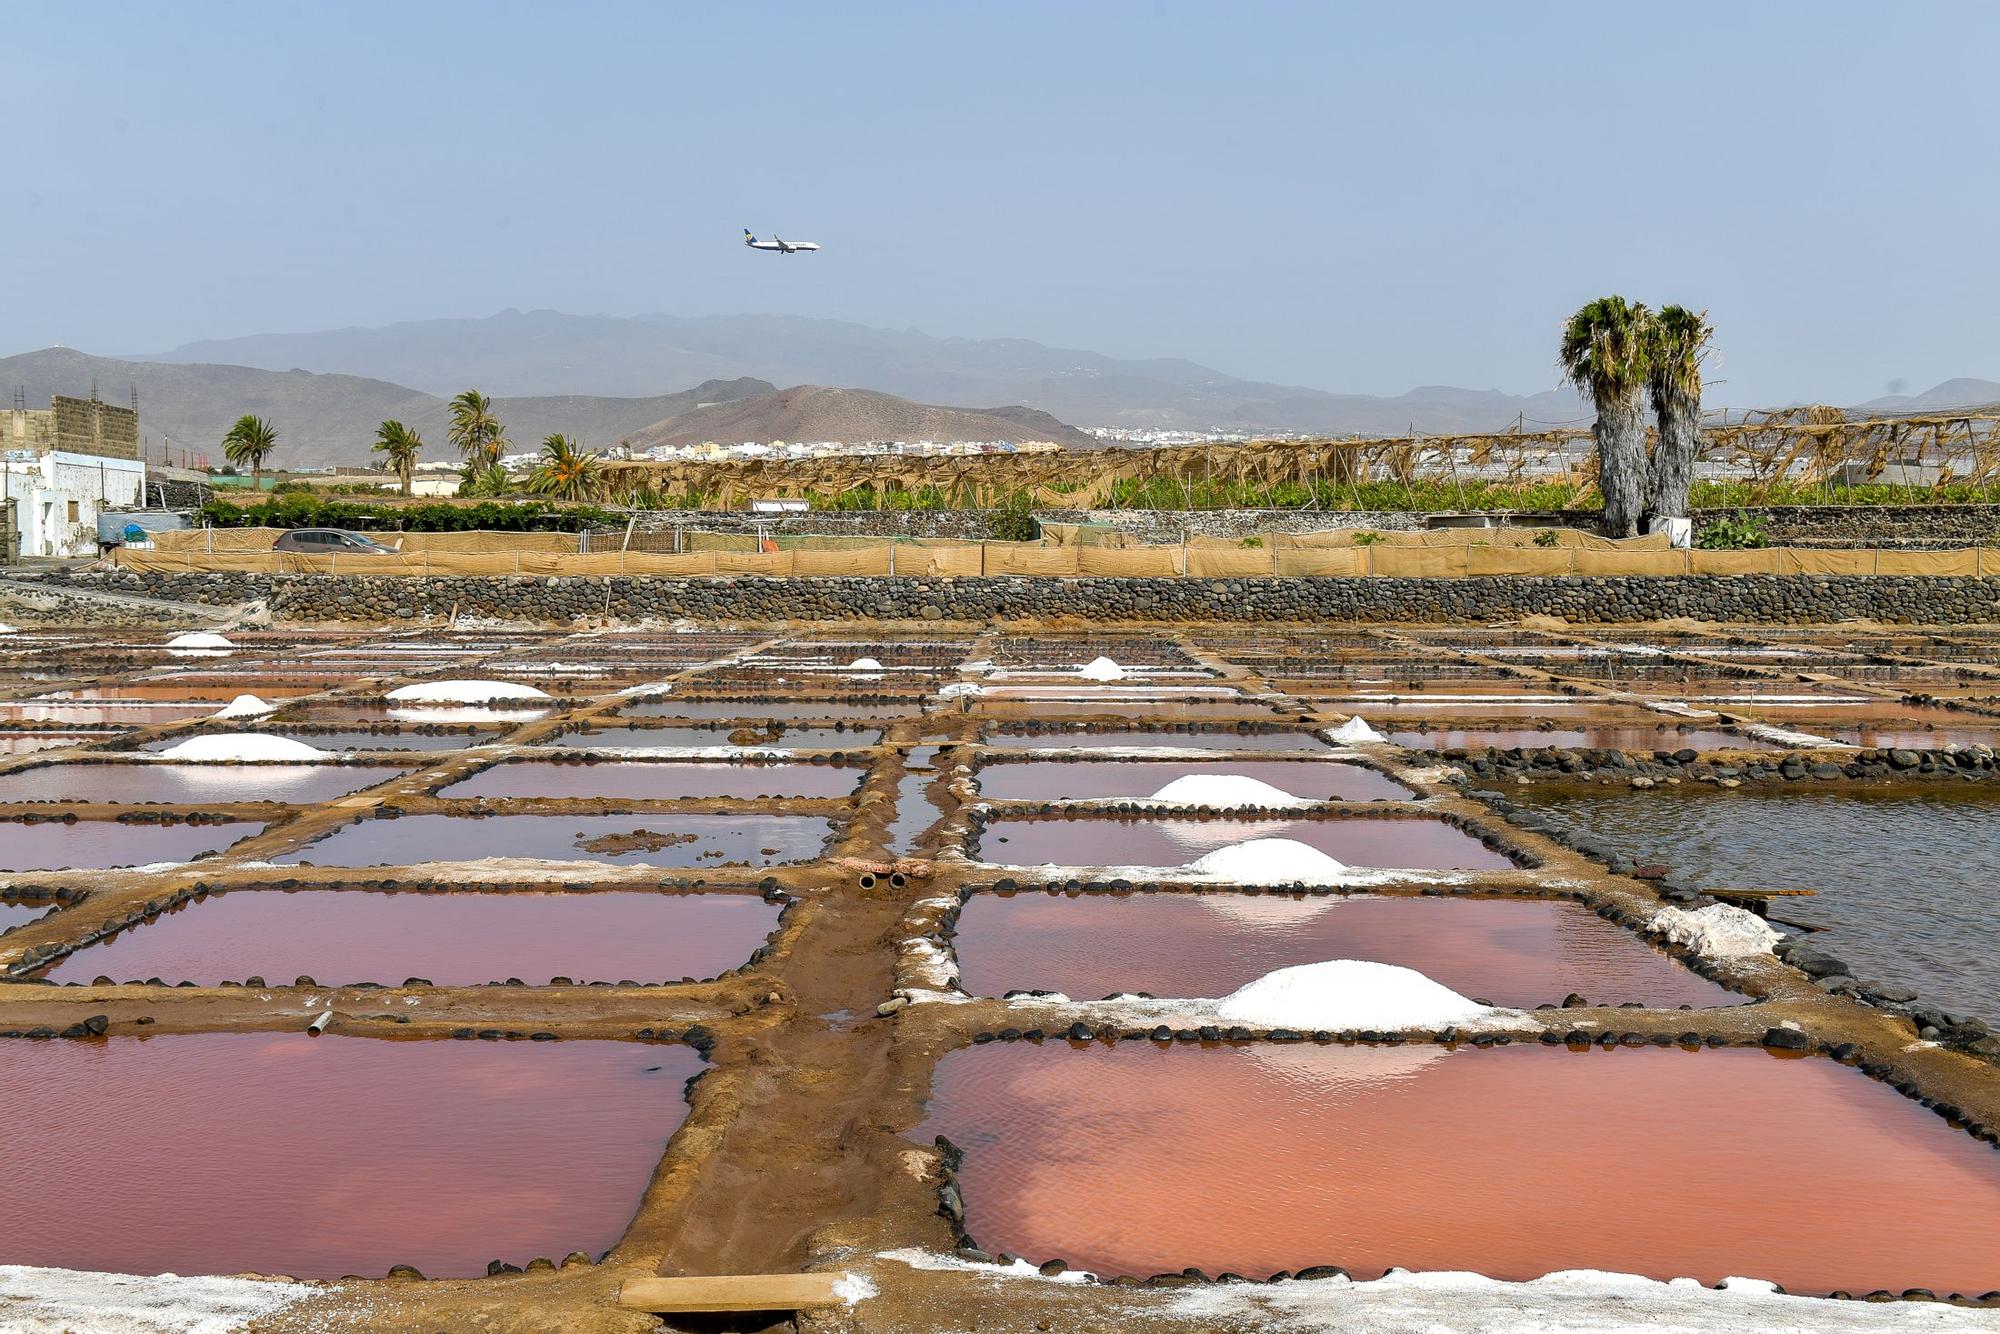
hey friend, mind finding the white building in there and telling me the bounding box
[2,449,147,558]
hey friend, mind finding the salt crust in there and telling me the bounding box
[1187,837,1351,883]
[0,623,17,634]
[384,679,550,703]
[1328,716,1386,743]
[1144,775,1310,809]
[212,694,276,719]
[164,632,234,650]
[0,1264,305,1334]
[1648,903,1782,959]
[1077,656,1127,682]
[1215,959,1497,1030]
[155,733,326,762]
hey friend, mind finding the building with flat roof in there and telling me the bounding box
[3,394,148,558]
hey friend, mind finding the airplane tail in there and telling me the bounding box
[743,228,756,244]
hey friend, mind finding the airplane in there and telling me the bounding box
[744,229,820,254]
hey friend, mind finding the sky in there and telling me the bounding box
[4,0,1997,406]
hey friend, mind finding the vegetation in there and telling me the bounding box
[1695,510,1772,550]
[447,390,506,474]
[1532,529,1562,548]
[458,463,515,498]
[1559,297,1652,538]
[525,435,605,502]
[220,415,279,491]
[987,491,1041,542]
[370,420,424,497]
[195,494,622,532]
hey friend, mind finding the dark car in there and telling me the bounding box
[272,528,400,554]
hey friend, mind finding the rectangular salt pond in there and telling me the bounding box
[1384,726,1772,751]
[0,763,401,805]
[975,760,1412,803]
[43,889,780,986]
[0,895,51,932]
[144,729,484,753]
[536,725,882,750]
[982,700,1285,720]
[0,1034,701,1278]
[439,760,865,800]
[976,814,1514,871]
[0,820,265,871]
[920,1044,2000,1292]
[953,893,1735,1007]
[984,729,1329,752]
[0,703,214,725]
[0,732,104,755]
[620,700,914,721]
[889,773,943,856]
[275,813,833,868]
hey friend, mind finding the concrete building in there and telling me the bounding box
[2,395,147,558]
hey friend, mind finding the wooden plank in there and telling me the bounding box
[617,1273,845,1313]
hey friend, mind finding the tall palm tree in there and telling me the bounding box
[371,420,423,497]
[1559,297,1652,539]
[447,390,505,470]
[220,414,278,492]
[1643,305,1713,526]
[525,434,603,502]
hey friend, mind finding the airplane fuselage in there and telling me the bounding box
[744,230,820,254]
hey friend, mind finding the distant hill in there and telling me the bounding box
[1853,378,2000,414]
[626,385,1096,450]
[134,309,1592,434]
[0,348,771,467]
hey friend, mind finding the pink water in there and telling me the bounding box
[0,820,266,870]
[274,813,833,868]
[0,733,101,755]
[0,896,50,931]
[0,703,213,724]
[44,889,779,985]
[977,815,1514,870]
[440,760,864,800]
[984,730,1329,752]
[0,763,401,805]
[952,894,1734,1006]
[974,760,1412,802]
[921,1044,2000,1292]
[0,1034,700,1277]
[536,725,882,750]
[1384,728,1773,751]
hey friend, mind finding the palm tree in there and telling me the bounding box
[525,434,603,502]
[1559,297,1652,539]
[447,390,505,470]
[371,420,423,497]
[220,414,278,492]
[1643,306,1713,526]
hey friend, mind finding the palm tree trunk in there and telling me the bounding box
[1645,387,1700,524]
[1595,388,1647,538]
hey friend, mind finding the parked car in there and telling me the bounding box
[272,528,401,554]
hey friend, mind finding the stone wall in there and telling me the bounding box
[1686,505,2000,549]
[16,568,2000,626]
[51,396,140,461]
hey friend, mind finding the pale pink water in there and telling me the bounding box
[0,1034,700,1277]
[977,815,1514,870]
[273,813,832,868]
[921,1044,2000,1292]
[0,763,400,805]
[974,760,1412,802]
[440,760,864,800]
[0,819,266,870]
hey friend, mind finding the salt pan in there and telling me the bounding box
[1146,775,1309,809]
[385,680,550,703]
[1077,656,1126,682]
[1216,959,1496,1029]
[156,734,327,763]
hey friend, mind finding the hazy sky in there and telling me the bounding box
[5,1,1996,405]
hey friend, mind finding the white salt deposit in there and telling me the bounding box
[385,679,550,703]
[165,631,234,650]
[0,1263,306,1334]
[847,656,885,671]
[1186,837,1351,884]
[1077,656,1126,682]
[937,682,983,700]
[831,1272,878,1305]
[1329,716,1386,743]
[1216,959,1496,1029]
[0,623,17,635]
[156,733,326,762]
[1648,903,1781,959]
[1146,774,1309,809]
[212,694,276,719]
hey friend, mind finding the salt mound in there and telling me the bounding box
[0,623,16,635]
[1217,959,1495,1029]
[157,733,326,762]
[166,631,234,650]
[1649,903,1781,959]
[386,679,550,703]
[937,682,983,699]
[1329,716,1386,743]
[1077,656,1126,682]
[1187,837,1350,884]
[1148,774,1308,808]
[847,657,885,671]
[213,694,277,719]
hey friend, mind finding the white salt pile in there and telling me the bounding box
[1217,959,1495,1029]
[1186,837,1351,884]
[0,623,16,635]
[847,656,885,672]
[157,733,326,762]
[165,631,235,650]
[1329,716,1386,743]
[937,682,983,700]
[213,694,277,719]
[1077,656,1127,682]
[1147,774,1308,809]
[1648,903,1781,959]
[385,680,550,703]
[0,1264,307,1333]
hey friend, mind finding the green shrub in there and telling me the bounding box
[195,495,623,533]
[1695,511,1772,550]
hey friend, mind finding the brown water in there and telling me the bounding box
[536,725,881,750]
[1385,727,1773,751]
[44,889,780,985]
[0,732,103,754]
[975,760,1413,802]
[990,700,1285,720]
[0,820,267,871]
[0,763,401,805]
[952,894,1734,1007]
[440,760,864,800]
[38,683,322,701]
[0,1034,700,1278]
[888,773,944,856]
[919,1043,2000,1292]
[1823,723,2000,749]
[621,700,914,721]
[976,815,1514,871]
[984,729,1329,752]
[274,813,833,868]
